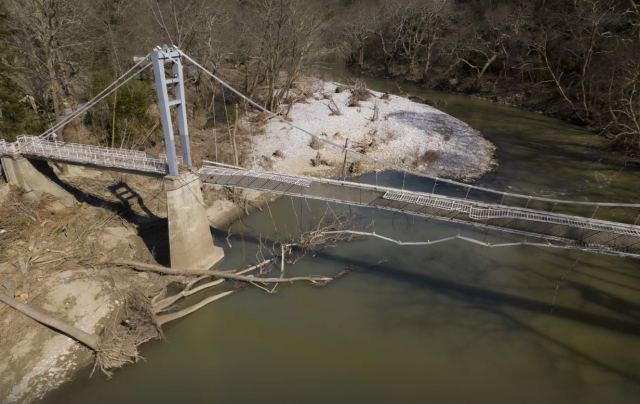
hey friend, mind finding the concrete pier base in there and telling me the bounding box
[0,156,74,203]
[165,173,224,271]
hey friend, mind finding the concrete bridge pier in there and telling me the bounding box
[0,155,74,204]
[165,172,224,271]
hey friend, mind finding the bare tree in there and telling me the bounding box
[395,1,448,80]
[534,0,618,122]
[145,0,226,50]
[342,3,376,69]
[2,0,92,121]
[607,61,640,149]
[374,2,410,77]
[418,1,448,82]
[232,0,324,112]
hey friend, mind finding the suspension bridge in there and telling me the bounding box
[2,45,640,270]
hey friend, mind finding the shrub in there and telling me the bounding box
[347,79,372,107]
[309,137,323,150]
[415,149,440,167]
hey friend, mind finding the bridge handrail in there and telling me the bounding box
[13,136,169,175]
[382,190,640,236]
[201,166,640,246]
[407,172,640,208]
[234,166,640,210]
[16,136,161,159]
[0,139,17,155]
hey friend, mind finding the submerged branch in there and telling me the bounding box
[156,291,235,326]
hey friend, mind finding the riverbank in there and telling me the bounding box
[0,174,170,404]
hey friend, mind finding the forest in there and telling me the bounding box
[0,0,638,154]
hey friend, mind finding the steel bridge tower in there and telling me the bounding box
[151,45,192,176]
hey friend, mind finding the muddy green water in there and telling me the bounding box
[43,67,640,404]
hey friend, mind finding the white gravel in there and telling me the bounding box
[250,80,495,180]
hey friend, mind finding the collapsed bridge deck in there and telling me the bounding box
[199,165,640,257]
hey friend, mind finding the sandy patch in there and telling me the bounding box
[251,80,494,180]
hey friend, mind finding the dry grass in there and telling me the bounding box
[0,191,34,261]
[347,79,372,107]
[311,152,331,167]
[383,130,400,143]
[0,180,175,380]
[353,132,379,154]
[415,149,441,167]
[95,290,160,377]
[348,161,363,176]
[259,155,274,170]
[309,137,323,150]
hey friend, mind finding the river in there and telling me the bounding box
[42,64,640,404]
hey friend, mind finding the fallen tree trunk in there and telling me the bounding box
[111,259,332,285]
[0,291,99,351]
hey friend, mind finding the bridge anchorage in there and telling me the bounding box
[2,46,640,268]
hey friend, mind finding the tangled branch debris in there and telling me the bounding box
[93,290,160,377]
[112,214,359,330]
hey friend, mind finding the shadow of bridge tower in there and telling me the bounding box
[108,181,156,220]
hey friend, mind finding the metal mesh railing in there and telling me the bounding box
[11,136,169,175]
[396,175,640,227]
[0,139,17,155]
[383,190,640,237]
